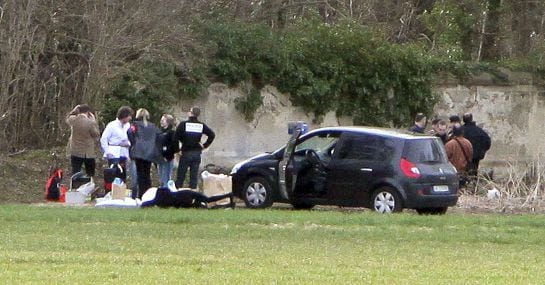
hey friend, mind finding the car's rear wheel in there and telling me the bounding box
[242,177,274,208]
[371,187,403,213]
[416,207,448,215]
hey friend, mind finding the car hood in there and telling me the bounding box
[230,152,277,174]
[245,152,276,162]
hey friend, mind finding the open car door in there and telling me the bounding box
[278,124,305,200]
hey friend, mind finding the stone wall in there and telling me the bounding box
[173,83,352,168]
[432,71,545,176]
[175,72,545,177]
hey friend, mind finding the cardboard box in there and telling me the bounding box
[111,183,127,200]
[201,171,232,206]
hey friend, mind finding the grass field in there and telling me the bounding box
[1,204,544,284]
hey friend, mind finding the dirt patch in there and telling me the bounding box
[0,149,61,204]
[0,148,105,204]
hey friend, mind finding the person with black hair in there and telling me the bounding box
[174,106,215,189]
[447,114,462,139]
[461,113,491,177]
[100,106,133,166]
[429,118,448,144]
[409,113,427,134]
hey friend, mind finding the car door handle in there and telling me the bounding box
[360,168,373,172]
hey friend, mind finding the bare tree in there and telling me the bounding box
[0,0,203,150]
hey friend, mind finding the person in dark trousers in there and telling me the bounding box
[461,113,491,177]
[141,187,234,209]
[174,106,215,189]
[409,113,427,134]
[65,104,100,177]
[127,108,163,199]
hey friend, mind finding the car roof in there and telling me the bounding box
[305,126,435,140]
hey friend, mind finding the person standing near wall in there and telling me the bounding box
[461,112,491,177]
[445,125,473,185]
[66,104,100,177]
[127,108,163,199]
[409,113,427,134]
[157,114,179,186]
[174,106,215,190]
[447,115,462,139]
[429,118,448,144]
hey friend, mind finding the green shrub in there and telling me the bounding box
[204,21,281,89]
[200,19,439,126]
[103,59,183,124]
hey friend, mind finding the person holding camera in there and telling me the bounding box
[66,104,100,177]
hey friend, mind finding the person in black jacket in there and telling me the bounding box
[409,113,427,134]
[157,114,179,187]
[461,113,491,177]
[174,106,215,189]
[140,187,234,209]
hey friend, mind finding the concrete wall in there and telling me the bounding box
[175,73,545,176]
[432,71,545,176]
[173,83,352,168]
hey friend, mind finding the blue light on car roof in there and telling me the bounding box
[288,121,308,135]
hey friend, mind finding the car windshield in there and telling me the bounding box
[295,134,338,154]
[402,138,447,163]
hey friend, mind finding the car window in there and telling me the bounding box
[337,133,396,161]
[375,138,396,161]
[403,138,447,163]
[295,132,339,155]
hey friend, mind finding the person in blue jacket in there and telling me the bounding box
[409,113,427,134]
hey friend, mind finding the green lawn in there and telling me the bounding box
[1,205,544,284]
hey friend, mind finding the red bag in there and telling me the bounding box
[45,168,64,201]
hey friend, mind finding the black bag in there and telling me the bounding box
[70,172,91,190]
[103,164,126,192]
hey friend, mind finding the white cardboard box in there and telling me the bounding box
[65,191,86,205]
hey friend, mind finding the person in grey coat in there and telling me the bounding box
[127,108,164,199]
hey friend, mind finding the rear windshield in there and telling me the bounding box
[402,138,448,163]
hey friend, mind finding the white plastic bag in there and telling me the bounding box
[76,180,95,196]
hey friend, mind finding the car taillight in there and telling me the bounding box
[400,158,421,178]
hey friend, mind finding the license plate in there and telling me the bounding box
[433,185,449,192]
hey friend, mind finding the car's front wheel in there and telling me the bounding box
[242,177,274,209]
[371,187,403,213]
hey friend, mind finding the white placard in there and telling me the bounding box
[186,122,203,133]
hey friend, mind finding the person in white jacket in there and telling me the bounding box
[100,106,133,165]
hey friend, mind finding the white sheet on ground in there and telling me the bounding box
[95,196,139,208]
